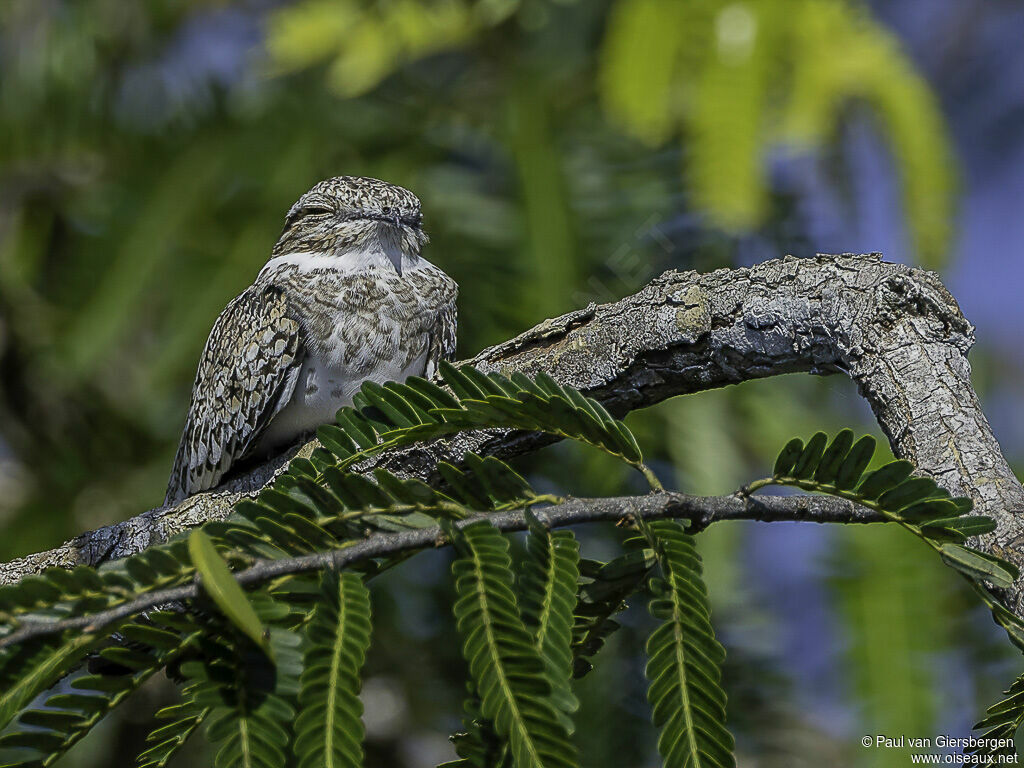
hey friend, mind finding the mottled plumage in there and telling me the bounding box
[166,177,457,504]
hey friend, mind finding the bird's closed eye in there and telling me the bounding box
[284,205,333,230]
[299,205,334,218]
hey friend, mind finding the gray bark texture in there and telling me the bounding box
[3,254,1022,609]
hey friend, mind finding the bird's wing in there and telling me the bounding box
[424,289,458,378]
[165,283,304,504]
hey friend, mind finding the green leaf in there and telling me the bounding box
[939,544,1016,589]
[463,454,535,508]
[384,380,442,420]
[319,365,647,476]
[920,516,996,538]
[963,549,1020,582]
[856,460,914,500]
[896,498,962,523]
[599,0,684,145]
[404,375,461,409]
[877,477,939,511]
[467,366,508,397]
[137,697,210,767]
[834,435,876,490]
[335,407,379,449]
[643,521,735,768]
[573,549,654,679]
[188,530,267,652]
[448,689,513,768]
[360,380,421,427]
[969,673,1024,759]
[206,695,294,768]
[0,612,202,768]
[314,424,358,459]
[520,519,581,732]
[779,0,956,265]
[813,429,854,484]
[438,462,492,510]
[183,625,299,768]
[440,360,486,400]
[0,633,97,732]
[295,572,372,768]
[0,729,66,750]
[791,432,827,479]
[451,521,578,768]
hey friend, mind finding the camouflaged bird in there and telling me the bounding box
[165,176,458,504]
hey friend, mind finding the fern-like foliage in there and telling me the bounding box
[186,625,302,768]
[641,521,735,768]
[0,615,201,767]
[764,430,1004,566]
[294,572,372,768]
[451,520,579,768]
[268,0,955,265]
[315,362,650,482]
[0,632,98,739]
[0,367,688,768]
[137,689,210,768]
[0,366,625,651]
[0,540,202,757]
[5,370,1022,768]
[205,449,540,569]
[969,673,1024,759]
[599,0,955,266]
[266,0,514,97]
[0,369,608,768]
[519,515,581,732]
[762,431,1024,651]
[444,688,512,768]
[572,548,655,678]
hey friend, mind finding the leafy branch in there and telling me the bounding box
[0,370,1021,767]
[744,429,1024,751]
[0,491,878,652]
[315,361,658,488]
[744,430,1023,647]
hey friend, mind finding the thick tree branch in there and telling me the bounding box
[0,491,882,649]
[3,253,1022,608]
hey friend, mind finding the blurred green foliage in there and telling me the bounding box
[268,0,956,262]
[0,1,1005,767]
[600,0,955,260]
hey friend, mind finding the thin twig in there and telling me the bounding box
[0,491,881,650]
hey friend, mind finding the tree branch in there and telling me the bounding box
[0,491,883,649]
[3,253,1021,610]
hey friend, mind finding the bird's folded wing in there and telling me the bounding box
[425,299,458,378]
[165,284,304,504]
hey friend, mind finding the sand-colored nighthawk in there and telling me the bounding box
[165,176,458,504]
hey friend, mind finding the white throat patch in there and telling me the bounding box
[259,245,419,279]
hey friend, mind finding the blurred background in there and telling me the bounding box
[1,0,1023,765]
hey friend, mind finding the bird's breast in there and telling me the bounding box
[250,257,454,454]
[254,344,428,452]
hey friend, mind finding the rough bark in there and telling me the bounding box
[3,253,1022,608]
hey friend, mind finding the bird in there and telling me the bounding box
[164,176,458,505]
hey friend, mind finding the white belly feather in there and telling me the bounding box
[253,346,428,454]
[249,240,446,457]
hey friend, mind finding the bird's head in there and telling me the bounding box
[271,176,426,258]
